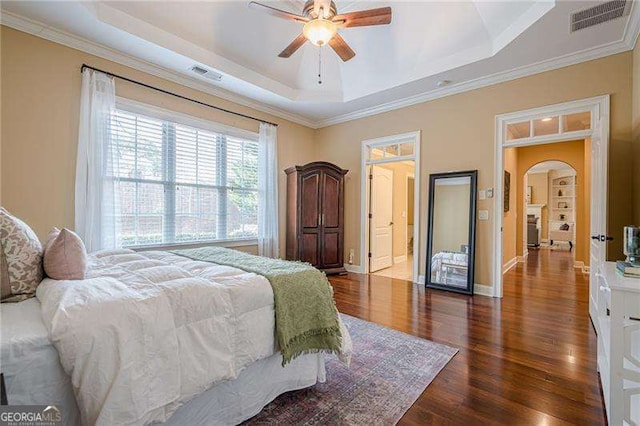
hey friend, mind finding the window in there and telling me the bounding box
[107,106,259,247]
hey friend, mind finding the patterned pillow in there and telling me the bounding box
[0,208,44,302]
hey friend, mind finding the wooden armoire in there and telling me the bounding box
[285,162,348,274]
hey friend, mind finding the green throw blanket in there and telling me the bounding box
[170,247,342,365]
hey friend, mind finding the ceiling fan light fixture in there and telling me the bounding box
[303,18,337,46]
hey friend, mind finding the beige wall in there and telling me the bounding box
[378,161,415,260]
[315,53,632,287]
[0,27,317,257]
[502,147,518,265]
[633,36,640,225]
[526,172,549,240]
[515,141,589,266]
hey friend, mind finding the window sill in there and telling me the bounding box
[129,238,258,252]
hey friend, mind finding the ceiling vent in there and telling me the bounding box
[570,0,631,32]
[190,65,223,82]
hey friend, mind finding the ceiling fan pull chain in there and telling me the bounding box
[318,45,323,85]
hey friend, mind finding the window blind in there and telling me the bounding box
[107,108,259,247]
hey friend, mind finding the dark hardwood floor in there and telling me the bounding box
[329,249,606,425]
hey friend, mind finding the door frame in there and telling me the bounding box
[493,95,609,298]
[360,131,421,283]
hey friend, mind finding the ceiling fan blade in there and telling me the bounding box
[279,34,308,58]
[328,34,355,62]
[333,7,392,28]
[248,2,308,23]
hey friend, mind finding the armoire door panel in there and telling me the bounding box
[321,173,340,228]
[300,233,319,266]
[301,173,320,229]
[321,231,341,267]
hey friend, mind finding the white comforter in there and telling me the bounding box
[36,249,351,426]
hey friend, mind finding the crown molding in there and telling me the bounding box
[2,6,640,131]
[0,11,317,129]
[315,38,634,128]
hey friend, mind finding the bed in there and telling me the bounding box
[1,248,352,425]
[430,251,468,288]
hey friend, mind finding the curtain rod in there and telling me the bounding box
[80,64,278,127]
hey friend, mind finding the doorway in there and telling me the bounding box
[494,95,609,329]
[360,131,420,283]
[504,147,587,281]
[525,161,578,252]
[369,162,415,281]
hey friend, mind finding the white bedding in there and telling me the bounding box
[0,298,81,425]
[35,249,351,426]
[1,297,328,426]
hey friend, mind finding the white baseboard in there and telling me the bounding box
[417,275,495,297]
[343,263,364,274]
[474,284,495,297]
[573,261,590,273]
[503,257,518,274]
[393,255,407,264]
[517,252,529,262]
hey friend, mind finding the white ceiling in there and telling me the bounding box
[2,1,639,128]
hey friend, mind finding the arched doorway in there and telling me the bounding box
[524,160,577,252]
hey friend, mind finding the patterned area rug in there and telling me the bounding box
[244,314,458,425]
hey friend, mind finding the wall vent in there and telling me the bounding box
[190,65,223,82]
[570,0,631,32]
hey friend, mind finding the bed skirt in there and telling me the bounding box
[163,352,326,425]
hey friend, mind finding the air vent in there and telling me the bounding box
[190,65,223,82]
[570,0,631,32]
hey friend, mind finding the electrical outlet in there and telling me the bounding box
[478,190,486,200]
[349,249,355,264]
[486,188,494,198]
[478,210,489,220]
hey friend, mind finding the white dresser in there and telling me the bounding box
[597,262,640,425]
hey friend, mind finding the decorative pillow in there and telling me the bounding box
[0,208,44,302]
[44,228,88,280]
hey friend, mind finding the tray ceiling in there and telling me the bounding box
[1,1,638,127]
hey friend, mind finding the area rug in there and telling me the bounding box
[244,314,458,425]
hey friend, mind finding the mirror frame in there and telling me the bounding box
[425,170,478,295]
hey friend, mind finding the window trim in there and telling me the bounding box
[111,97,260,248]
[129,238,259,252]
[115,97,258,142]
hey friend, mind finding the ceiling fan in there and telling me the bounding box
[248,0,392,62]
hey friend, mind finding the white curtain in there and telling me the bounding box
[257,123,279,258]
[75,69,118,252]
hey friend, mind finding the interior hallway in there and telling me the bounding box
[372,255,413,281]
[329,249,603,424]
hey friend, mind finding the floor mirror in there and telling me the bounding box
[425,170,478,295]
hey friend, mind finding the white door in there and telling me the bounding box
[589,115,608,327]
[370,165,394,272]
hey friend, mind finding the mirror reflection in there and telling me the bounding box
[427,171,477,294]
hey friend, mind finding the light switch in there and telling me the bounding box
[486,188,494,198]
[478,190,486,200]
[478,210,489,220]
